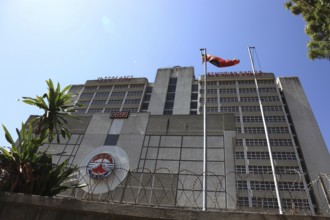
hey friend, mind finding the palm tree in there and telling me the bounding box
[0,79,80,196]
[0,124,75,196]
[23,79,78,143]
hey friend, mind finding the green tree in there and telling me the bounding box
[23,79,78,143]
[0,79,80,196]
[285,0,330,60]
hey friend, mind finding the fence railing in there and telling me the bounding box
[59,167,330,216]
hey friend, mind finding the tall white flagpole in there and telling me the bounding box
[200,48,208,211]
[248,46,283,214]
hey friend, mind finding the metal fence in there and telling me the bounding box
[59,167,330,216]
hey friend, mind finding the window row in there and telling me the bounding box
[94,108,138,113]
[239,88,277,93]
[235,151,297,160]
[84,84,145,90]
[237,127,289,134]
[237,181,304,191]
[200,97,281,104]
[238,197,309,209]
[238,80,274,85]
[235,165,300,174]
[202,106,283,113]
[235,139,293,146]
[236,116,286,123]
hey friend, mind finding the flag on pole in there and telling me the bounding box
[202,54,240,68]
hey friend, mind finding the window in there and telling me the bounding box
[121,108,138,112]
[246,139,267,146]
[130,84,144,88]
[258,80,274,84]
[191,93,198,100]
[141,103,149,110]
[79,101,90,106]
[235,166,246,174]
[242,116,263,122]
[265,116,286,122]
[104,108,120,113]
[248,166,273,174]
[263,106,283,111]
[99,85,112,90]
[166,93,175,101]
[91,100,106,105]
[127,91,143,96]
[235,152,245,159]
[261,96,280,102]
[259,87,277,93]
[220,97,238,102]
[207,89,217,94]
[237,197,249,207]
[146,86,153,93]
[143,94,151,101]
[125,99,140,104]
[88,108,103,113]
[237,181,248,190]
[252,198,278,208]
[165,102,174,108]
[241,116,286,123]
[192,85,198,92]
[238,80,254,85]
[243,166,300,174]
[114,84,128,88]
[207,98,217,103]
[282,199,309,209]
[270,139,293,146]
[164,109,173,115]
[268,127,289,134]
[190,102,197,109]
[108,100,123,105]
[167,85,176,92]
[244,127,264,134]
[219,88,236,94]
[240,97,259,102]
[239,88,256,93]
[84,86,98,90]
[206,107,218,112]
[169,77,177,85]
[220,106,239,112]
[219,81,235,85]
[111,92,126,96]
[80,93,94,98]
[239,197,308,209]
[235,139,243,146]
[241,106,260,112]
[95,92,109,97]
[245,152,296,160]
[207,81,217,86]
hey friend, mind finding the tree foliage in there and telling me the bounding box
[0,79,80,196]
[285,0,330,60]
[23,79,78,143]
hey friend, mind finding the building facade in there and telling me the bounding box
[40,66,330,215]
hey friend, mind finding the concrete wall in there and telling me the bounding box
[0,192,329,220]
[172,67,194,115]
[148,68,171,114]
[278,77,330,214]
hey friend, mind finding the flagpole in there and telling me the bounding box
[200,48,208,211]
[248,46,283,214]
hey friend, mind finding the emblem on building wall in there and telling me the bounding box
[86,153,115,179]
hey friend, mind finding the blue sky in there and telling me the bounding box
[0,0,329,150]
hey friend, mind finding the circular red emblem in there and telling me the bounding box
[86,153,115,179]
